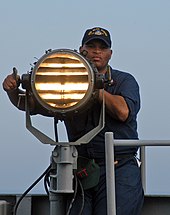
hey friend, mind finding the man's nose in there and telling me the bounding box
[93,47,101,53]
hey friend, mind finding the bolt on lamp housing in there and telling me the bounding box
[25,49,104,118]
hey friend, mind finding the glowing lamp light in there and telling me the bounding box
[29,49,101,116]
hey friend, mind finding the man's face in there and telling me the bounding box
[80,39,112,73]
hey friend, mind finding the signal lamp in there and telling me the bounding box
[19,49,105,145]
[22,49,104,118]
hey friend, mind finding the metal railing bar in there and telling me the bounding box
[112,139,170,146]
[105,132,170,215]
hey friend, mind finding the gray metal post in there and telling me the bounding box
[49,145,77,215]
[140,146,146,193]
[0,200,12,215]
[49,193,66,215]
[105,132,116,215]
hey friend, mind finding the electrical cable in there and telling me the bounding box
[77,178,85,215]
[44,168,51,195]
[54,117,58,142]
[66,171,78,215]
[13,164,51,215]
[65,171,85,215]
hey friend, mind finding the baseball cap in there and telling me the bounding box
[82,27,112,48]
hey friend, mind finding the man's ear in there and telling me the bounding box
[109,49,113,59]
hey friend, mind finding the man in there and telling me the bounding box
[3,27,144,215]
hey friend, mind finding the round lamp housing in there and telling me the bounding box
[29,49,101,117]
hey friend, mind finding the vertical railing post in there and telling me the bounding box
[105,132,116,215]
[140,146,146,193]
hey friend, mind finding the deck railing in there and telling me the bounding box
[105,132,170,215]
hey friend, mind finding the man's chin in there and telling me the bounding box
[92,61,101,69]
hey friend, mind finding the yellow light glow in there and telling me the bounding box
[49,102,77,107]
[39,93,85,100]
[40,63,85,68]
[35,83,89,91]
[47,53,79,60]
[36,71,88,76]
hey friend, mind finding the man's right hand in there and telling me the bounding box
[2,73,18,92]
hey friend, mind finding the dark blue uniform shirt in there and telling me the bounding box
[65,67,140,159]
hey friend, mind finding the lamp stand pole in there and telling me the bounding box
[49,145,78,215]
